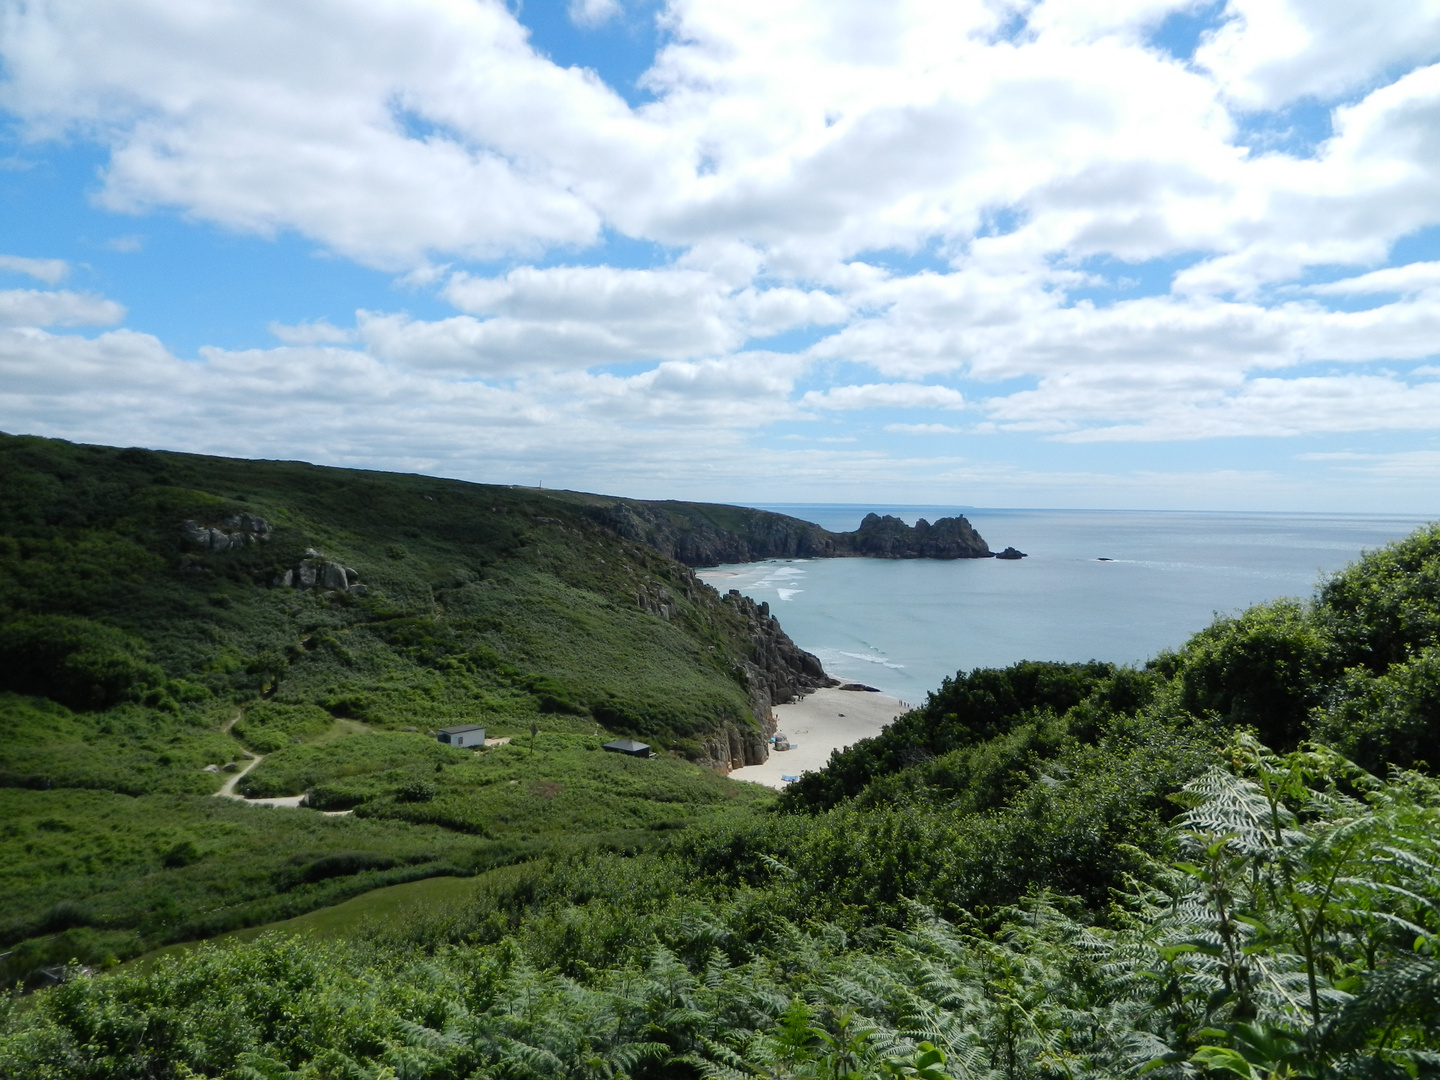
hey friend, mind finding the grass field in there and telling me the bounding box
[129,869,526,969]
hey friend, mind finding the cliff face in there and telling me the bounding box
[626,559,836,772]
[601,502,840,565]
[596,501,993,567]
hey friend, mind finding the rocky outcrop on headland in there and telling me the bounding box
[601,502,841,565]
[594,500,994,567]
[619,560,835,771]
[724,589,837,709]
[847,512,990,559]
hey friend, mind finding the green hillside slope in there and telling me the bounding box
[0,432,823,979]
[0,432,833,765]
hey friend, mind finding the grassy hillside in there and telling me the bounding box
[0,432,805,982]
[0,432,804,754]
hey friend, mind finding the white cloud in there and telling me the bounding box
[0,254,68,283]
[569,0,622,28]
[0,324,810,492]
[1309,262,1440,295]
[442,265,738,361]
[1287,448,1440,479]
[4,1,1440,507]
[433,265,845,368]
[993,373,1440,442]
[1197,0,1440,110]
[0,289,125,327]
[0,0,653,267]
[802,382,966,410]
[268,319,356,345]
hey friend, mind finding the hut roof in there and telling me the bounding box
[602,738,651,753]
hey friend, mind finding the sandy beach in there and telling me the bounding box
[729,686,911,789]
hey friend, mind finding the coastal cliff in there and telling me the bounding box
[587,499,994,567]
[628,560,837,771]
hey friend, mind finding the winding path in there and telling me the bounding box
[214,751,263,798]
[212,709,308,807]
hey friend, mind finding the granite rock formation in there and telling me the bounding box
[180,513,274,552]
[633,561,837,771]
[272,549,368,596]
[847,513,990,558]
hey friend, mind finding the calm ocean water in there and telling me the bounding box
[696,507,1436,703]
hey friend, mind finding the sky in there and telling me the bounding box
[2,0,1440,512]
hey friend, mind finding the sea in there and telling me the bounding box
[695,507,1436,705]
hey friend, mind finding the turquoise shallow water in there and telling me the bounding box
[696,507,1436,703]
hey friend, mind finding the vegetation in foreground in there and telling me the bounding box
[4,741,1438,1080]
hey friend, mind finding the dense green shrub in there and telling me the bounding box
[1311,646,1440,772]
[1163,598,1333,748]
[7,747,1438,1080]
[0,614,164,711]
[780,661,1120,812]
[1320,522,1440,669]
[230,701,334,753]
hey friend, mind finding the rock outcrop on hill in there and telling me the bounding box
[180,513,274,552]
[272,549,368,596]
[594,500,993,567]
[624,559,837,771]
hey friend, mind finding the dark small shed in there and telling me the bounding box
[437,724,486,748]
[602,738,654,759]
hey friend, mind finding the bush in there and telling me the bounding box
[0,615,164,711]
[1321,523,1440,670]
[780,661,1117,812]
[231,701,334,753]
[1311,647,1440,772]
[161,841,202,869]
[395,778,437,803]
[288,851,399,885]
[1168,599,1333,749]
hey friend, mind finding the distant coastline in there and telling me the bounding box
[540,491,1008,566]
